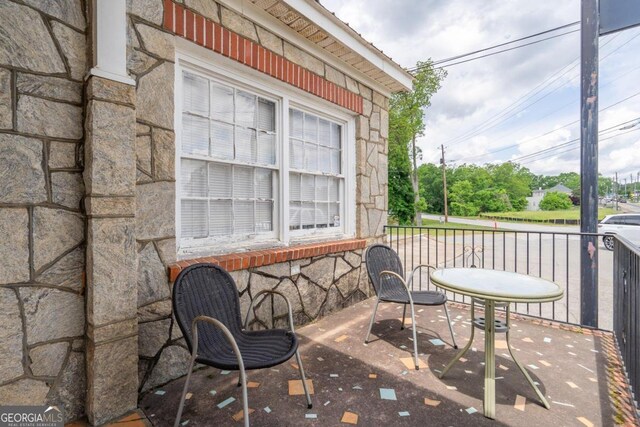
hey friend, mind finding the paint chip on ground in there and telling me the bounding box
[398,411,410,417]
[232,409,254,422]
[217,397,236,409]
[514,395,526,411]
[288,379,315,396]
[424,398,441,407]
[341,411,358,424]
[380,388,397,400]
[335,335,348,342]
[400,357,427,370]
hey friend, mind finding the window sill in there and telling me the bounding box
[168,238,367,282]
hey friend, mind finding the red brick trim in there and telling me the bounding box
[163,0,364,114]
[168,238,367,282]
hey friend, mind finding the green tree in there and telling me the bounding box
[389,61,446,225]
[539,192,573,210]
[449,180,479,216]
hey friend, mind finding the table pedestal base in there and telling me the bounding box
[439,300,550,418]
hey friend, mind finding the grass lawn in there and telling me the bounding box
[480,207,618,222]
[386,219,499,237]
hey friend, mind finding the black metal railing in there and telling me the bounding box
[384,225,613,329]
[613,235,640,404]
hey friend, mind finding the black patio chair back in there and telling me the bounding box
[365,243,406,298]
[172,263,243,358]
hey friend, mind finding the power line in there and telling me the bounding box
[441,30,640,153]
[408,21,579,72]
[455,89,640,163]
[443,31,635,149]
[512,126,640,164]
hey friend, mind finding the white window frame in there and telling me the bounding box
[175,40,356,257]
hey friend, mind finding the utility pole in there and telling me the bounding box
[579,0,599,328]
[615,172,619,210]
[440,144,448,223]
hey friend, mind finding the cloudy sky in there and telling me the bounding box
[321,0,640,181]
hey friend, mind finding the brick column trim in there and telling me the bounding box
[84,76,138,425]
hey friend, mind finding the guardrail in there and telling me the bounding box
[613,235,640,406]
[384,225,613,329]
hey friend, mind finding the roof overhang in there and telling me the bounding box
[221,0,414,96]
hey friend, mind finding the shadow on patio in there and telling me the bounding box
[139,300,627,426]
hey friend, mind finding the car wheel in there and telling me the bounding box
[603,235,615,251]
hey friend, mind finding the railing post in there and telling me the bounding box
[580,0,600,328]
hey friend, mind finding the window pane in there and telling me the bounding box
[208,163,231,198]
[234,201,254,233]
[258,98,275,132]
[181,200,208,238]
[329,178,339,202]
[256,201,273,232]
[183,73,209,116]
[182,114,209,155]
[316,176,328,200]
[289,201,301,230]
[290,109,303,139]
[235,90,256,128]
[318,146,331,173]
[257,132,275,165]
[236,127,257,162]
[304,142,317,171]
[331,149,341,174]
[290,139,304,169]
[210,121,234,159]
[304,114,317,142]
[210,200,232,236]
[301,175,315,201]
[255,169,272,199]
[331,123,341,149]
[211,83,234,122]
[233,166,254,198]
[318,119,331,147]
[329,202,340,227]
[316,202,328,228]
[181,159,207,197]
[290,173,300,201]
[301,202,315,229]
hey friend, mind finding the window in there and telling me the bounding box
[289,109,342,231]
[180,71,278,242]
[177,62,354,253]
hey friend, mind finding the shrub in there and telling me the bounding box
[539,192,573,211]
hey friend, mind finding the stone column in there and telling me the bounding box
[84,76,138,425]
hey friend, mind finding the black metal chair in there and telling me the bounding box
[364,244,457,370]
[172,263,312,427]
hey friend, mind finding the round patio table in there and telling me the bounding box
[430,268,564,419]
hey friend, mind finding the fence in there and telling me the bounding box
[384,225,614,330]
[613,235,640,404]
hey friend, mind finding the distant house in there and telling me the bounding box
[526,184,573,210]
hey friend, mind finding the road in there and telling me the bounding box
[422,213,578,233]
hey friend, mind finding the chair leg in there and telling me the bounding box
[409,302,419,370]
[443,304,458,349]
[401,304,407,330]
[295,350,313,409]
[238,365,250,427]
[174,352,197,427]
[365,298,380,344]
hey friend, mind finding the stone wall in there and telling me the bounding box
[0,0,87,421]
[130,0,389,393]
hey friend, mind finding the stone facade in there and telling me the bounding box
[0,0,399,424]
[0,0,87,421]
[131,0,389,392]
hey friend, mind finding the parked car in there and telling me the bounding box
[598,214,640,250]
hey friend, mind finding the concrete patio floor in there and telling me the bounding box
[139,299,635,426]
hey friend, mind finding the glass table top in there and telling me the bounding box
[430,268,564,303]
